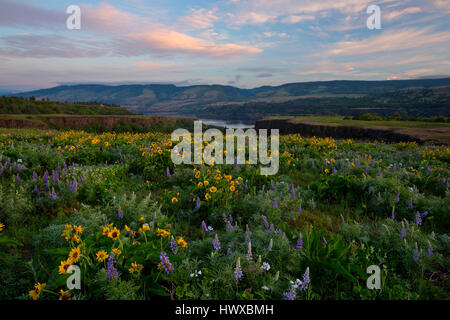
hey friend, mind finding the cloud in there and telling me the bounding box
[178,8,219,29]
[326,28,450,56]
[281,14,315,23]
[385,7,422,20]
[126,31,262,58]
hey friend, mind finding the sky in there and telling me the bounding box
[0,0,449,91]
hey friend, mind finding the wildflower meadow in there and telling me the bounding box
[0,128,448,300]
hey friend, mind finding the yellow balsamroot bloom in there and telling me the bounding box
[68,246,81,263]
[129,262,144,274]
[58,259,73,274]
[0,222,4,232]
[142,223,151,231]
[324,168,329,173]
[204,180,209,186]
[96,250,108,262]
[29,282,46,300]
[139,217,145,222]
[177,237,188,248]
[112,248,122,256]
[230,185,236,192]
[59,289,71,300]
[197,182,203,188]
[157,228,170,238]
[171,197,178,203]
[108,227,120,240]
[210,186,217,193]
[205,193,211,200]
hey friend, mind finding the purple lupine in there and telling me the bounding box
[68,179,77,193]
[291,189,296,199]
[246,242,252,261]
[427,241,433,257]
[262,216,270,230]
[0,167,3,175]
[297,204,302,215]
[227,248,233,257]
[356,160,360,168]
[244,181,248,191]
[169,236,178,254]
[52,171,59,183]
[193,197,201,212]
[395,191,400,203]
[245,235,251,244]
[407,199,413,210]
[32,171,38,180]
[226,220,234,231]
[289,184,294,193]
[268,224,275,234]
[201,220,210,234]
[43,170,49,183]
[273,200,278,209]
[365,165,369,174]
[245,224,250,233]
[34,185,39,196]
[301,267,310,291]
[212,234,221,251]
[311,160,315,167]
[234,258,243,281]
[118,207,123,220]
[441,177,446,184]
[426,166,432,174]
[400,226,407,238]
[333,167,337,174]
[107,253,118,280]
[296,234,303,250]
[57,165,61,173]
[392,164,397,173]
[49,187,57,200]
[267,239,273,251]
[391,207,395,220]
[415,212,422,226]
[166,167,171,177]
[15,173,21,184]
[413,244,420,262]
[282,287,296,300]
[159,252,174,275]
[63,162,67,170]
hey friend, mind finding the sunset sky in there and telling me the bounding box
[0,0,449,91]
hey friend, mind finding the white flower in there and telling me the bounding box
[207,226,213,231]
[261,285,269,290]
[260,262,271,271]
[17,159,22,163]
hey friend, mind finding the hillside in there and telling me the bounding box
[0,96,132,115]
[14,79,450,119]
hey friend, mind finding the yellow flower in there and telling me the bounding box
[210,186,217,193]
[68,246,81,263]
[204,180,209,186]
[324,168,329,173]
[139,217,145,222]
[124,225,131,232]
[142,223,151,231]
[171,197,178,203]
[0,222,4,232]
[129,261,143,273]
[29,282,46,300]
[108,227,120,240]
[177,237,188,248]
[59,289,71,300]
[96,250,108,262]
[205,193,211,200]
[58,259,72,274]
[197,182,203,188]
[112,248,122,256]
[230,185,236,192]
[195,171,201,178]
[157,228,170,238]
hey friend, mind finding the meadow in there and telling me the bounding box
[0,128,448,300]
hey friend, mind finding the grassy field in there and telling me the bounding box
[263,115,450,144]
[0,127,448,300]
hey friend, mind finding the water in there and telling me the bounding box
[198,118,255,129]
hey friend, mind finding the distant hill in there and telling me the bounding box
[0,96,132,115]
[14,78,450,120]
